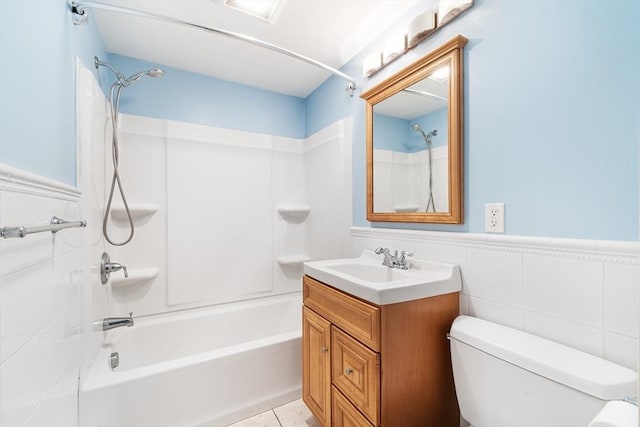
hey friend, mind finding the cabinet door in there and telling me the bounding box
[332,387,375,427]
[303,307,331,426]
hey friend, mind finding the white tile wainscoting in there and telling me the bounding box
[0,164,82,426]
[352,227,639,370]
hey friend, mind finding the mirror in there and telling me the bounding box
[361,35,467,223]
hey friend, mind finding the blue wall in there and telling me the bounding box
[373,114,410,152]
[2,0,637,240]
[307,0,640,241]
[410,108,448,151]
[104,55,306,139]
[0,0,106,186]
[374,108,447,153]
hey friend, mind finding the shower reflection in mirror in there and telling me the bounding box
[372,64,449,214]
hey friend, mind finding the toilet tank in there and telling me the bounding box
[449,316,637,427]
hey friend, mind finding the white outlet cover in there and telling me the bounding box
[485,203,505,233]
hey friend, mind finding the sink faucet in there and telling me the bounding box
[103,312,134,331]
[374,248,413,270]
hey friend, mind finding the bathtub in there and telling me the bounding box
[80,293,302,427]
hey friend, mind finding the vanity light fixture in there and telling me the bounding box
[224,0,280,21]
[362,0,473,78]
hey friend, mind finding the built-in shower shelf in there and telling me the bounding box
[110,204,159,221]
[111,267,159,286]
[277,255,311,267]
[393,204,420,213]
[277,205,310,222]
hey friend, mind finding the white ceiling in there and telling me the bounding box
[89,0,419,98]
[374,74,449,120]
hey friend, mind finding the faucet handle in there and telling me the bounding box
[399,251,413,269]
[374,247,388,255]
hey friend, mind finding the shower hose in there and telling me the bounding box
[103,82,135,246]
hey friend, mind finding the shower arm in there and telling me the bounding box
[70,1,358,96]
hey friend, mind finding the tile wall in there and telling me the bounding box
[0,165,82,426]
[352,227,639,370]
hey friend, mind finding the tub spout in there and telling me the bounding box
[103,312,134,331]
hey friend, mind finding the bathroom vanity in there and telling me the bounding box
[302,252,461,427]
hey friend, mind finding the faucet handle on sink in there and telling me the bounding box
[399,251,413,269]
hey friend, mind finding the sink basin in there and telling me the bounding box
[303,250,462,305]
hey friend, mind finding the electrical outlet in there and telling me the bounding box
[485,203,505,233]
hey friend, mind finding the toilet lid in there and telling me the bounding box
[450,316,637,400]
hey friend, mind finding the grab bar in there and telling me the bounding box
[0,216,87,239]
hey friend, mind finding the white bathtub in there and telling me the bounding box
[80,293,302,427]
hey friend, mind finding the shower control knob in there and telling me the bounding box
[100,252,129,285]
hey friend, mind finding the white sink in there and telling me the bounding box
[303,250,462,305]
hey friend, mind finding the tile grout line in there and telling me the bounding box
[272,409,284,427]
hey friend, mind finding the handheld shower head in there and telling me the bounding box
[94,56,164,86]
[125,68,164,84]
[411,124,438,145]
[147,69,164,78]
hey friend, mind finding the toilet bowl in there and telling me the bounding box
[449,316,637,427]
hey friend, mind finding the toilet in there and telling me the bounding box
[449,316,638,427]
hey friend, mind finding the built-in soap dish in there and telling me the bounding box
[110,204,159,221]
[393,204,419,213]
[277,205,310,222]
[277,255,310,267]
[110,267,159,286]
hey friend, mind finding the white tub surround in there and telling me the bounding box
[352,227,639,371]
[80,294,302,427]
[89,113,352,317]
[0,164,82,427]
[76,60,111,380]
[373,146,448,213]
[75,60,352,427]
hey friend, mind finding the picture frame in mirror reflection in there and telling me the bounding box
[361,35,467,224]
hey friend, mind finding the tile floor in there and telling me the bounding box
[227,399,320,427]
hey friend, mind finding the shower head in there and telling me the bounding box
[94,56,164,86]
[147,69,164,78]
[411,124,437,144]
[124,68,164,84]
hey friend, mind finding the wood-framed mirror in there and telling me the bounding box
[361,35,467,223]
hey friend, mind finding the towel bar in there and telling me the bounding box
[0,216,87,239]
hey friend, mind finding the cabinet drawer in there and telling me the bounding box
[332,386,375,427]
[332,327,379,425]
[304,276,380,350]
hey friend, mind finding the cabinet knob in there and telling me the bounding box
[345,367,354,375]
[321,347,329,353]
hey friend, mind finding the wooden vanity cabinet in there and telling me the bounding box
[303,306,332,426]
[302,275,459,427]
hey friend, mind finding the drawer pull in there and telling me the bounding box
[345,367,354,375]
[321,346,329,353]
